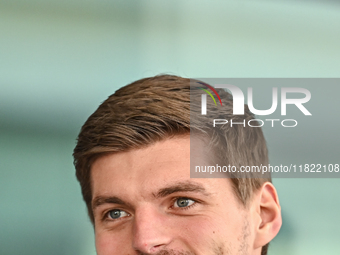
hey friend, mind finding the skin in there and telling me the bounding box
[91,135,281,255]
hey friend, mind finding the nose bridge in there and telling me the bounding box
[132,204,172,253]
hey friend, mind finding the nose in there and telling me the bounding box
[132,205,172,254]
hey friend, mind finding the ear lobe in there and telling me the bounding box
[253,182,282,249]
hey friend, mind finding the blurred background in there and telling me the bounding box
[0,0,339,254]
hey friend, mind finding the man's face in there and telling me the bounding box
[91,136,259,255]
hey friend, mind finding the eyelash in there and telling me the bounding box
[102,209,130,222]
[170,197,198,211]
[102,197,198,222]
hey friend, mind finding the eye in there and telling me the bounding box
[173,198,195,208]
[108,209,129,220]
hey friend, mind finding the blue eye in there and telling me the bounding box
[174,198,195,208]
[108,209,129,219]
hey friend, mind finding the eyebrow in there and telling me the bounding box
[92,196,132,212]
[153,181,211,198]
[92,181,211,211]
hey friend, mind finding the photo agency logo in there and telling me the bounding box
[191,78,339,178]
[198,81,312,128]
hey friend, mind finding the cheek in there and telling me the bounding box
[173,215,229,247]
[176,211,247,247]
[95,230,131,255]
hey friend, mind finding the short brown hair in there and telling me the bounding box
[73,74,271,254]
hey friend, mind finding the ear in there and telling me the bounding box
[253,182,282,249]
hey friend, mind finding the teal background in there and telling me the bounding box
[1,0,339,254]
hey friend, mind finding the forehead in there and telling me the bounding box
[90,135,234,200]
[91,136,189,194]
